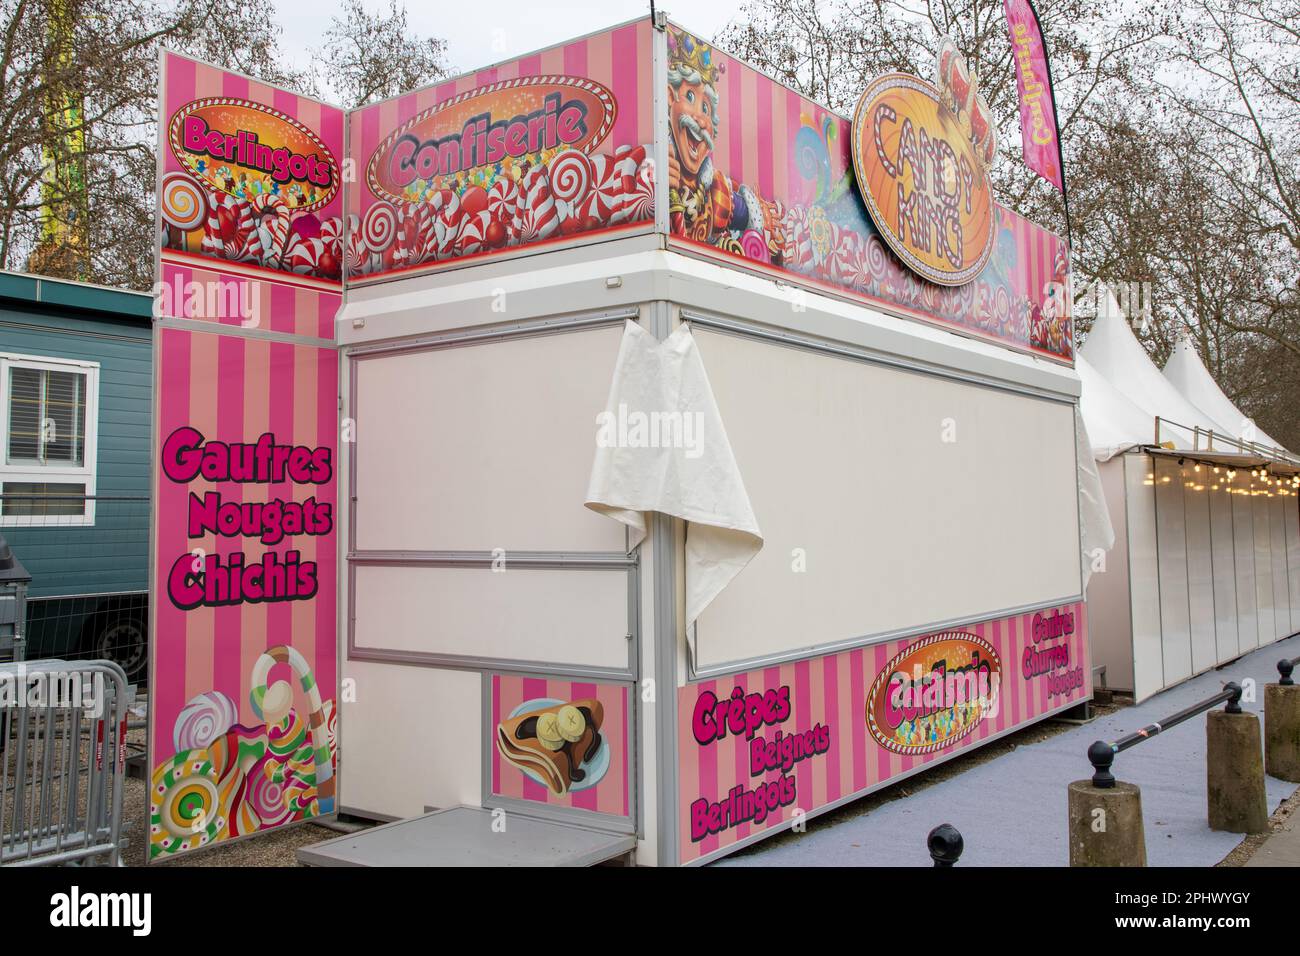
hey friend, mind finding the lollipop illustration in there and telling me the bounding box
[160,171,210,251]
[249,644,335,815]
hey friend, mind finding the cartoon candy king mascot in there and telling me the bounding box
[667,29,736,244]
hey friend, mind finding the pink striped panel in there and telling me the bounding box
[345,21,656,280]
[151,329,340,853]
[678,601,1089,863]
[490,675,631,819]
[662,27,1073,362]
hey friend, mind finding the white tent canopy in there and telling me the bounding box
[1076,352,1158,462]
[1163,336,1287,455]
[1079,291,1231,449]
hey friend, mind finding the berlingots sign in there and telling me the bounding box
[169,98,339,212]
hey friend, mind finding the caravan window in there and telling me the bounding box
[0,353,99,526]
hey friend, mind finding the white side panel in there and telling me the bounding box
[1087,456,1135,692]
[691,328,1081,670]
[1126,454,1164,702]
[1183,473,1217,674]
[1153,456,1192,686]
[1207,479,1239,663]
[1232,478,1259,653]
[351,325,626,553]
[1254,482,1277,647]
[1270,492,1291,638]
[340,661,481,819]
[1287,495,1300,629]
[352,565,630,669]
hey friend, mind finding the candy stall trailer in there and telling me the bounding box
[1080,299,1300,702]
[149,18,1095,867]
[319,19,1091,868]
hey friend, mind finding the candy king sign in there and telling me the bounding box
[851,71,996,286]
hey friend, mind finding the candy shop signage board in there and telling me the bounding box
[346,20,656,283]
[850,73,995,286]
[663,24,1072,362]
[678,603,1089,864]
[150,52,342,860]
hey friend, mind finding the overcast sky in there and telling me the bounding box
[270,1,739,80]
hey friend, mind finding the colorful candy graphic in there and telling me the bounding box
[150,647,338,859]
[348,143,655,279]
[150,750,225,857]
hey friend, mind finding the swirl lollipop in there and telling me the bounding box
[548,150,593,219]
[172,690,237,751]
[149,750,224,858]
[160,171,209,250]
[740,229,769,263]
[361,201,399,254]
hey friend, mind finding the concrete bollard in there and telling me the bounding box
[1206,709,1269,833]
[1265,660,1300,782]
[1068,779,1147,866]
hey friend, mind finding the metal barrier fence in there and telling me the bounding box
[0,494,149,684]
[1,659,132,866]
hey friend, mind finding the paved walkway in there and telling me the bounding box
[1247,825,1300,866]
[715,633,1300,867]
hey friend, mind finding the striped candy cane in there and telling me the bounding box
[249,645,336,814]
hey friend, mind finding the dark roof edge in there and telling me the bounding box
[0,269,153,321]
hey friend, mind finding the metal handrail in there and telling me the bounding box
[1087,682,1243,788]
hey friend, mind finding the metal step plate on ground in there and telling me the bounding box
[297,806,635,867]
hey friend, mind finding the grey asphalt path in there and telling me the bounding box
[714,633,1300,867]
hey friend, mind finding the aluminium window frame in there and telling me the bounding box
[0,350,100,527]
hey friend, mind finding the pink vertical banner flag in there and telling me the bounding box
[1003,0,1065,192]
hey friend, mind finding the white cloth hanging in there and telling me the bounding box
[586,320,763,627]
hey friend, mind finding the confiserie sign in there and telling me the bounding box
[366,75,617,202]
[851,73,995,286]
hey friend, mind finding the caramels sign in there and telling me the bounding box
[866,631,1000,756]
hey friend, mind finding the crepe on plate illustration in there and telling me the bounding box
[496,698,605,795]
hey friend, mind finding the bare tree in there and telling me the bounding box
[0,0,447,289]
[315,0,449,108]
